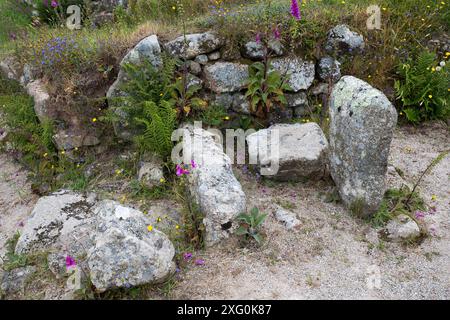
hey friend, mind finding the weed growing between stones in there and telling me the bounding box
[371,187,426,228]
[0,233,55,299]
[370,151,449,243]
[172,162,205,250]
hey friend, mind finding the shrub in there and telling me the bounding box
[395,51,450,123]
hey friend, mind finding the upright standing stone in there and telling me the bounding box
[329,76,397,217]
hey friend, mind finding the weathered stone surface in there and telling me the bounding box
[14,191,176,292]
[241,40,284,60]
[20,63,39,86]
[285,92,309,117]
[213,93,234,109]
[165,32,223,60]
[325,25,365,55]
[207,51,221,61]
[270,57,315,92]
[106,34,162,140]
[385,214,421,242]
[317,56,341,83]
[267,107,294,124]
[15,191,98,255]
[26,80,51,124]
[274,206,300,230]
[87,200,175,292]
[0,266,36,295]
[231,93,251,115]
[188,60,202,75]
[182,127,247,246]
[312,83,330,98]
[329,76,397,217]
[138,159,164,188]
[91,11,114,27]
[204,62,249,93]
[195,54,208,65]
[47,252,69,279]
[121,34,162,67]
[91,0,127,12]
[53,131,100,151]
[246,123,329,181]
[0,57,20,81]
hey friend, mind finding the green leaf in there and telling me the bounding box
[235,226,248,236]
[252,233,263,245]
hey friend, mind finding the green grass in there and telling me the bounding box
[0,0,32,55]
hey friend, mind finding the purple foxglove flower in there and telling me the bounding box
[290,0,301,20]
[51,0,58,8]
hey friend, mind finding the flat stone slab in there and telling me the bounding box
[246,123,329,181]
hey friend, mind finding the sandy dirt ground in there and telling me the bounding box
[0,154,38,258]
[0,122,449,300]
[172,122,450,300]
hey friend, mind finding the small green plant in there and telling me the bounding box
[169,71,206,119]
[395,51,450,123]
[1,233,28,271]
[245,60,291,119]
[373,151,448,228]
[200,103,228,127]
[236,207,268,245]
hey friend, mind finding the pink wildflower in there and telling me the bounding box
[176,164,190,176]
[65,255,76,269]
